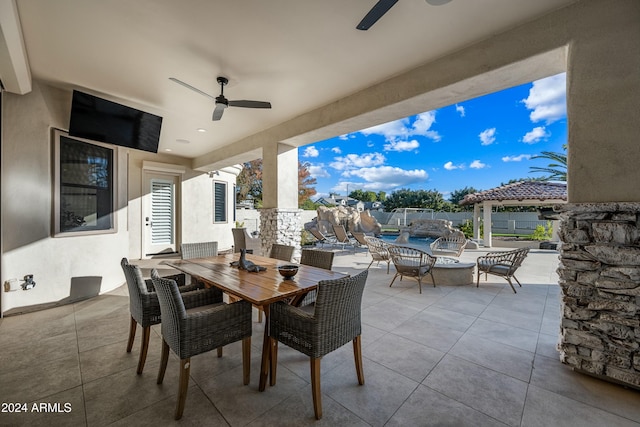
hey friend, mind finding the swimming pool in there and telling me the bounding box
[379,235,435,251]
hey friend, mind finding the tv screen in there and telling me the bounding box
[68,90,162,153]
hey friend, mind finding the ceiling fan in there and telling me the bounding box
[356,0,453,31]
[169,76,271,121]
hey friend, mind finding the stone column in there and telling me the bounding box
[556,202,640,390]
[259,142,301,256]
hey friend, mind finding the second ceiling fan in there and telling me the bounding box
[170,76,271,121]
[357,0,453,31]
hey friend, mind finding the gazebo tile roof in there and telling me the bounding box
[460,181,567,205]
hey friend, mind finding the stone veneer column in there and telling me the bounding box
[556,202,640,390]
[259,208,302,258]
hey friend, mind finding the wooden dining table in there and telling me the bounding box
[164,252,348,391]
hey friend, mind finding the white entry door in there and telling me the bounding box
[143,172,179,256]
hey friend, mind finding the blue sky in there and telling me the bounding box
[302,72,567,200]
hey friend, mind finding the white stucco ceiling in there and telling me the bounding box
[3,0,577,163]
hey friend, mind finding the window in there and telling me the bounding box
[54,130,116,235]
[213,181,227,223]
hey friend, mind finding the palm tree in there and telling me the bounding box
[529,145,567,181]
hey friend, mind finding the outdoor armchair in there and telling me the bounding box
[120,258,218,374]
[181,241,218,259]
[297,249,336,307]
[430,234,467,257]
[269,270,368,420]
[152,274,252,420]
[388,245,437,293]
[476,247,530,293]
[363,235,392,274]
[232,227,262,255]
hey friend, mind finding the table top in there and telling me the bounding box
[165,253,348,306]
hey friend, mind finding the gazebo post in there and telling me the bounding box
[483,200,492,247]
[473,204,481,241]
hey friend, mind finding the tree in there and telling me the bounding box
[383,188,447,212]
[236,159,318,209]
[529,144,567,181]
[448,186,478,211]
[376,191,386,201]
[236,160,263,204]
[349,189,377,202]
[298,161,317,207]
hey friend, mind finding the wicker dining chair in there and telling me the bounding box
[297,249,336,307]
[181,241,218,259]
[387,245,437,293]
[152,273,252,420]
[476,247,530,293]
[269,243,295,262]
[363,236,392,274]
[120,258,217,374]
[269,270,368,420]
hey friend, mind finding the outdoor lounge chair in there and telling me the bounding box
[308,227,337,248]
[430,234,467,257]
[363,236,391,274]
[351,231,369,252]
[388,245,437,293]
[152,273,252,420]
[476,247,530,293]
[120,258,216,375]
[332,224,357,251]
[269,271,368,420]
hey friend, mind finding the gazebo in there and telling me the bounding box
[459,181,567,247]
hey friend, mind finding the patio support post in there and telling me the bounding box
[482,201,492,247]
[473,203,481,242]
[259,142,302,256]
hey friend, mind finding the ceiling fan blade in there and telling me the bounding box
[356,0,398,30]
[228,100,272,109]
[212,103,226,121]
[169,77,216,101]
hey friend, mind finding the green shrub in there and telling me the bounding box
[531,221,553,241]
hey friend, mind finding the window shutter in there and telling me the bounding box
[214,181,227,223]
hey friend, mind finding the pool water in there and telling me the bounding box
[380,235,435,251]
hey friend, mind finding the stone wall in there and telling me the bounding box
[259,208,302,258]
[556,202,640,390]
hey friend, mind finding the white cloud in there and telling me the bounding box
[302,146,319,157]
[522,126,550,144]
[455,104,465,117]
[383,139,420,152]
[329,152,386,171]
[338,134,349,140]
[331,146,342,154]
[470,160,487,169]
[360,111,441,142]
[522,72,567,124]
[341,166,428,191]
[444,161,464,171]
[502,154,532,162]
[307,163,331,178]
[479,128,497,146]
[366,141,374,148]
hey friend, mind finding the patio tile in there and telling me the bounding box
[0,385,86,427]
[530,354,640,422]
[386,384,509,427]
[415,305,479,332]
[449,333,535,382]
[424,354,528,426]
[535,331,561,359]
[365,332,445,382]
[479,304,543,332]
[522,385,640,427]
[391,314,465,353]
[361,298,422,331]
[0,352,81,403]
[466,318,539,353]
[323,358,419,427]
[0,330,78,375]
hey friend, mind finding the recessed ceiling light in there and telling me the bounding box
[197,128,207,133]
[165,148,172,152]
[176,139,190,144]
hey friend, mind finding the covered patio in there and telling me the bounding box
[1,248,638,426]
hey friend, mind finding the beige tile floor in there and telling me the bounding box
[1,247,639,426]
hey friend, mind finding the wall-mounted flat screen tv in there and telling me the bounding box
[68,90,162,153]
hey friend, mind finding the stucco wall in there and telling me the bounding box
[1,82,238,315]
